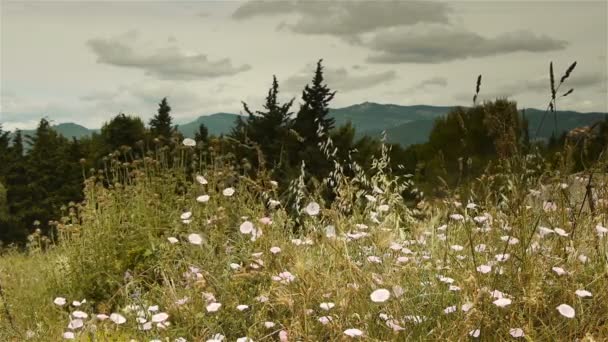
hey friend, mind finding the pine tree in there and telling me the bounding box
[149,97,173,139]
[294,59,336,145]
[101,113,146,151]
[195,123,209,143]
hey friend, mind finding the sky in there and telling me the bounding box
[1,0,607,131]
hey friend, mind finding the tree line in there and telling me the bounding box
[1,59,607,246]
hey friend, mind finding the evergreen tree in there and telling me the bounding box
[101,113,146,151]
[149,97,173,139]
[195,123,209,143]
[294,59,336,145]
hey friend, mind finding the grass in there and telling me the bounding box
[1,143,607,341]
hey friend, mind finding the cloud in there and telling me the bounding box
[232,0,450,37]
[366,26,567,64]
[416,77,448,88]
[87,31,251,80]
[283,64,397,93]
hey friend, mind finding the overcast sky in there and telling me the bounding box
[1,0,606,131]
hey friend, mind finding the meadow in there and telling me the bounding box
[0,136,607,342]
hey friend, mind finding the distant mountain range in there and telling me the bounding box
[10,102,607,147]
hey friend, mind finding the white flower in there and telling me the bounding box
[206,302,222,313]
[318,316,332,325]
[444,306,457,314]
[239,221,254,234]
[147,305,159,312]
[344,328,364,337]
[378,204,389,212]
[63,332,75,339]
[461,302,474,312]
[188,233,203,245]
[270,246,281,254]
[319,302,335,310]
[268,199,281,208]
[196,175,208,185]
[554,228,569,237]
[557,304,575,318]
[206,333,225,342]
[54,297,67,306]
[96,314,109,320]
[596,224,608,237]
[272,271,296,284]
[578,254,589,263]
[493,298,512,307]
[151,312,169,323]
[305,202,320,216]
[495,253,510,262]
[196,195,210,203]
[477,264,492,274]
[575,289,592,298]
[450,245,464,251]
[449,214,464,221]
[370,289,391,303]
[182,138,196,147]
[180,211,193,220]
[72,299,85,307]
[68,319,84,330]
[110,313,126,324]
[509,328,525,338]
[469,329,480,338]
[72,311,88,319]
[538,226,554,237]
[167,237,178,244]
[236,338,253,342]
[229,263,241,270]
[222,187,235,197]
[365,194,377,203]
[264,321,275,328]
[552,266,567,276]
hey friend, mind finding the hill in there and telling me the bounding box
[7,104,606,147]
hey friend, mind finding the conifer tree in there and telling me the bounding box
[149,97,173,139]
[195,123,209,143]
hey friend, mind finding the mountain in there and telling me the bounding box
[11,123,97,142]
[177,113,241,137]
[7,104,606,147]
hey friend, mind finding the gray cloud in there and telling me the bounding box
[366,26,568,64]
[233,0,450,37]
[283,65,397,93]
[87,32,251,80]
[416,77,448,88]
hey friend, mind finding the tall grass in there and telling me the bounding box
[1,134,607,341]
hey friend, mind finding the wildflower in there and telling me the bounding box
[392,285,404,297]
[509,328,525,338]
[318,316,332,325]
[196,175,208,185]
[386,319,405,331]
[449,214,464,221]
[461,302,473,312]
[552,266,567,276]
[222,187,235,196]
[141,322,152,331]
[324,225,336,238]
[344,328,364,337]
[54,297,67,306]
[151,312,169,323]
[268,199,280,208]
[279,330,288,342]
[196,195,210,203]
[474,244,486,252]
[538,226,554,237]
[182,138,196,147]
[319,302,335,310]
[378,204,389,212]
[365,194,377,202]
[259,217,272,225]
[469,329,480,338]
[556,304,575,318]
[68,319,84,330]
[236,304,249,311]
[206,302,222,313]
[239,221,254,234]
[477,264,492,274]
[444,306,457,314]
[554,228,569,237]
[110,313,126,324]
[466,202,477,209]
[175,297,190,306]
[188,233,203,245]
[63,332,75,339]
[269,246,281,254]
[305,202,320,216]
[370,288,391,303]
[230,263,241,270]
[272,271,296,284]
[206,334,225,342]
[167,237,178,244]
[367,256,382,264]
[264,321,275,328]
[543,201,557,212]
[578,254,588,263]
[72,311,88,319]
[256,295,269,303]
[495,253,510,262]
[96,314,109,320]
[575,289,592,298]
[236,338,253,342]
[596,224,608,237]
[72,299,85,307]
[180,211,192,221]
[493,298,512,307]
[450,245,464,252]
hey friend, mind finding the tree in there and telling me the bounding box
[294,59,336,145]
[195,123,209,143]
[232,76,295,176]
[149,97,173,139]
[101,113,146,151]
[293,59,337,180]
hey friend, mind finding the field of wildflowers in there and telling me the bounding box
[1,137,607,341]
